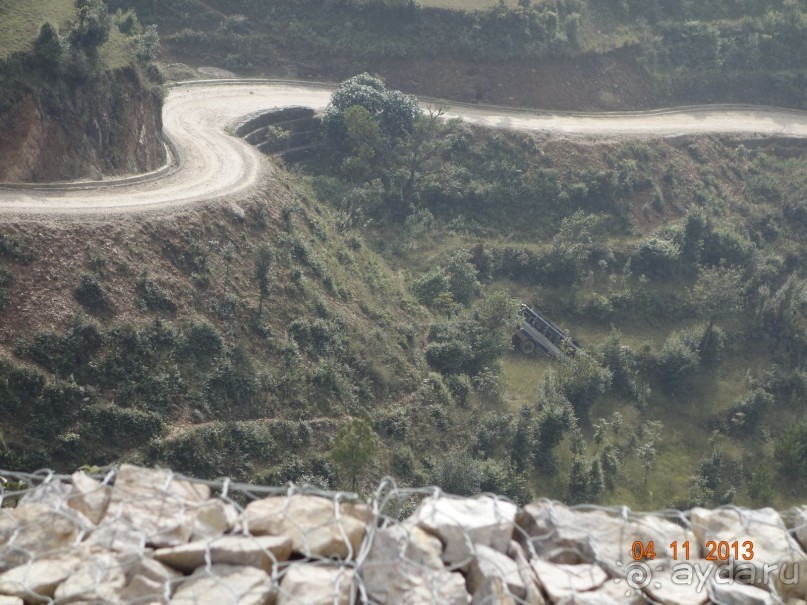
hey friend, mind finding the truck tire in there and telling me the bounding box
[520,340,536,355]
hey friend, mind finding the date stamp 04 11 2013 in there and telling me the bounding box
[630,539,755,561]
[615,539,802,596]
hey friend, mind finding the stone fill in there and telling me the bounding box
[0,464,806,604]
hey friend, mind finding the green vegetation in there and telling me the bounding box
[112,0,807,108]
[267,75,807,509]
[3,71,806,509]
[0,0,163,113]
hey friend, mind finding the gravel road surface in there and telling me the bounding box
[2,79,807,216]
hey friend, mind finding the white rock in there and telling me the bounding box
[170,564,273,605]
[408,496,518,567]
[784,506,807,552]
[105,465,211,548]
[121,574,168,604]
[643,559,710,605]
[0,503,90,569]
[86,517,147,553]
[360,524,467,605]
[191,499,240,541]
[506,541,546,605]
[68,472,111,525]
[471,576,518,605]
[556,580,645,605]
[17,480,72,510]
[125,556,183,584]
[118,558,180,604]
[468,544,526,599]
[531,560,608,602]
[691,507,807,598]
[709,580,775,605]
[0,554,83,600]
[517,501,694,570]
[277,565,354,605]
[54,552,126,603]
[155,535,292,573]
[231,203,246,221]
[245,495,365,559]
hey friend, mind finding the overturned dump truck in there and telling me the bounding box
[513,304,578,359]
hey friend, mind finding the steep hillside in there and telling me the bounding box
[0,171,440,489]
[0,0,165,182]
[111,0,807,110]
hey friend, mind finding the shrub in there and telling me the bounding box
[138,278,177,313]
[726,388,774,436]
[0,233,32,263]
[555,353,613,418]
[186,321,223,362]
[775,422,807,490]
[0,266,11,309]
[655,330,701,394]
[75,274,110,314]
[85,405,164,445]
[431,451,481,496]
[633,237,681,278]
[413,269,450,307]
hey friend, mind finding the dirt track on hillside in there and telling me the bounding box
[3,79,807,217]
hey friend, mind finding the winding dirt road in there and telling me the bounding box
[3,79,807,216]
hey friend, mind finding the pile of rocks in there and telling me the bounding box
[1,464,807,604]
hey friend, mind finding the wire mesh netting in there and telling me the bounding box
[1,464,807,604]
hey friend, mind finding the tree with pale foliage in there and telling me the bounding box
[329,416,380,491]
[689,264,745,355]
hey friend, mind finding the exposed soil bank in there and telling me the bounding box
[0,66,165,183]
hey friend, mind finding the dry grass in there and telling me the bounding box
[419,0,517,10]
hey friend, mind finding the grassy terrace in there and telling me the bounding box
[0,0,75,59]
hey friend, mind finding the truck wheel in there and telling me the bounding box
[520,340,536,355]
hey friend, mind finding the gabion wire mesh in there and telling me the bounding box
[1,465,806,605]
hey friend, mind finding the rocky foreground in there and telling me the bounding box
[1,465,807,604]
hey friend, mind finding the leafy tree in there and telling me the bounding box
[690,264,745,355]
[329,416,380,491]
[323,73,420,142]
[394,105,449,209]
[655,329,701,394]
[548,210,605,282]
[445,250,480,306]
[534,375,578,474]
[70,0,111,56]
[759,275,807,362]
[554,352,613,419]
[637,441,657,485]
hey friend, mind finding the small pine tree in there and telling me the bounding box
[568,457,590,504]
[329,416,380,491]
[33,22,62,70]
[589,458,605,500]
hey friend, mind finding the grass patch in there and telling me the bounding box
[0,0,76,59]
